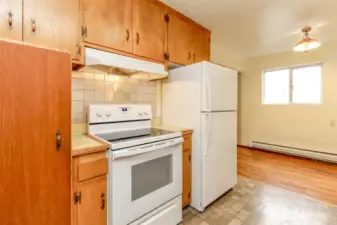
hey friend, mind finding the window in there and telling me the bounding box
[263,64,322,104]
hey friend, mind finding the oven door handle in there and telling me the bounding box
[112,137,184,159]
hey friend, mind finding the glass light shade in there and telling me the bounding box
[293,38,321,52]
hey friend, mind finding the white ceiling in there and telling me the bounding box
[161,0,337,59]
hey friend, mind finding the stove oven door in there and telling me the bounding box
[109,138,182,225]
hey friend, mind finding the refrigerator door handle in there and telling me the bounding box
[205,114,212,156]
[206,74,212,111]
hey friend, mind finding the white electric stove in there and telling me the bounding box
[88,104,183,225]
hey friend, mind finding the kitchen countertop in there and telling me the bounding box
[72,134,109,157]
[153,125,193,136]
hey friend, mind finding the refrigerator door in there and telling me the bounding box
[201,62,238,112]
[201,112,237,208]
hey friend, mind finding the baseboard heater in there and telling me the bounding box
[251,141,337,163]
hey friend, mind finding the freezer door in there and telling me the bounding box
[201,112,237,208]
[202,62,238,112]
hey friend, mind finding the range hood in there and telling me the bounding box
[82,48,168,80]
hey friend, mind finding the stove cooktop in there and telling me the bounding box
[95,128,177,146]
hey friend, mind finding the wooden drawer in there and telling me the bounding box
[183,134,192,151]
[77,152,108,182]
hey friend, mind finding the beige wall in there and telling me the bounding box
[211,39,243,71]
[71,71,162,134]
[240,40,337,154]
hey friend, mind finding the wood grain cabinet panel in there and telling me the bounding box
[23,0,80,61]
[167,11,192,65]
[182,133,192,208]
[82,0,133,53]
[77,152,108,182]
[182,145,192,208]
[77,176,107,225]
[133,0,167,62]
[0,0,22,41]
[0,41,71,225]
[192,27,211,63]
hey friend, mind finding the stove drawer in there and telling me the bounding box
[130,196,182,225]
[77,152,108,182]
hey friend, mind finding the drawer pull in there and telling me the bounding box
[8,11,13,30]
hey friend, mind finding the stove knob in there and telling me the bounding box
[138,112,142,117]
[106,112,111,117]
[143,112,148,116]
[96,112,103,117]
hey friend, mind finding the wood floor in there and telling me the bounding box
[238,146,337,206]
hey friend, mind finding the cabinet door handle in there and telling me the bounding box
[193,53,196,62]
[56,130,61,151]
[126,29,130,42]
[101,193,105,210]
[76,44,81,56]
[8,11,13,30]
[31,19,36,35]
[136,33,140,45]
[188,52,191,60]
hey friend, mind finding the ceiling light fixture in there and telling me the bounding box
[293,26,321,52]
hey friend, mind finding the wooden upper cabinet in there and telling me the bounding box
[133,0,167,62]
[167,11,192,65]
[0,0,22,41]
[82,0,133,53]
[23,0,80,61]
[77,176,107,225]
[168,10,210,65]
[192,27,211,63]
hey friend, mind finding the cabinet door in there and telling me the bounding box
[23,0,80,60]
[83,0,133,53]
[0,0,22,41]
[133,0,167,62]
[0,41,71,225]
[77,176,107,225]
[182,149,191,208]
[168,12,192,65]
[192,27,211,63]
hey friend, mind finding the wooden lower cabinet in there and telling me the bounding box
[182,132,192,208]
[77,176,107,225]
[72,151,108,225]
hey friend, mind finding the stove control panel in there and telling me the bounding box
[88,104,152,124]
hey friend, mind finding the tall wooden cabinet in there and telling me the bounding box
[0,0,22,41]
[82,0,133,53]
[0,41,71,225]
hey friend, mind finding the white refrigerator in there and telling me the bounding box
[162,61,238,211]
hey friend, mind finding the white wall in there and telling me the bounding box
[240,40,337,154]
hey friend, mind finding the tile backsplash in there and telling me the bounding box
[72,71,162,133]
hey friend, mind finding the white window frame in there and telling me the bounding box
[262,63,323,105]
